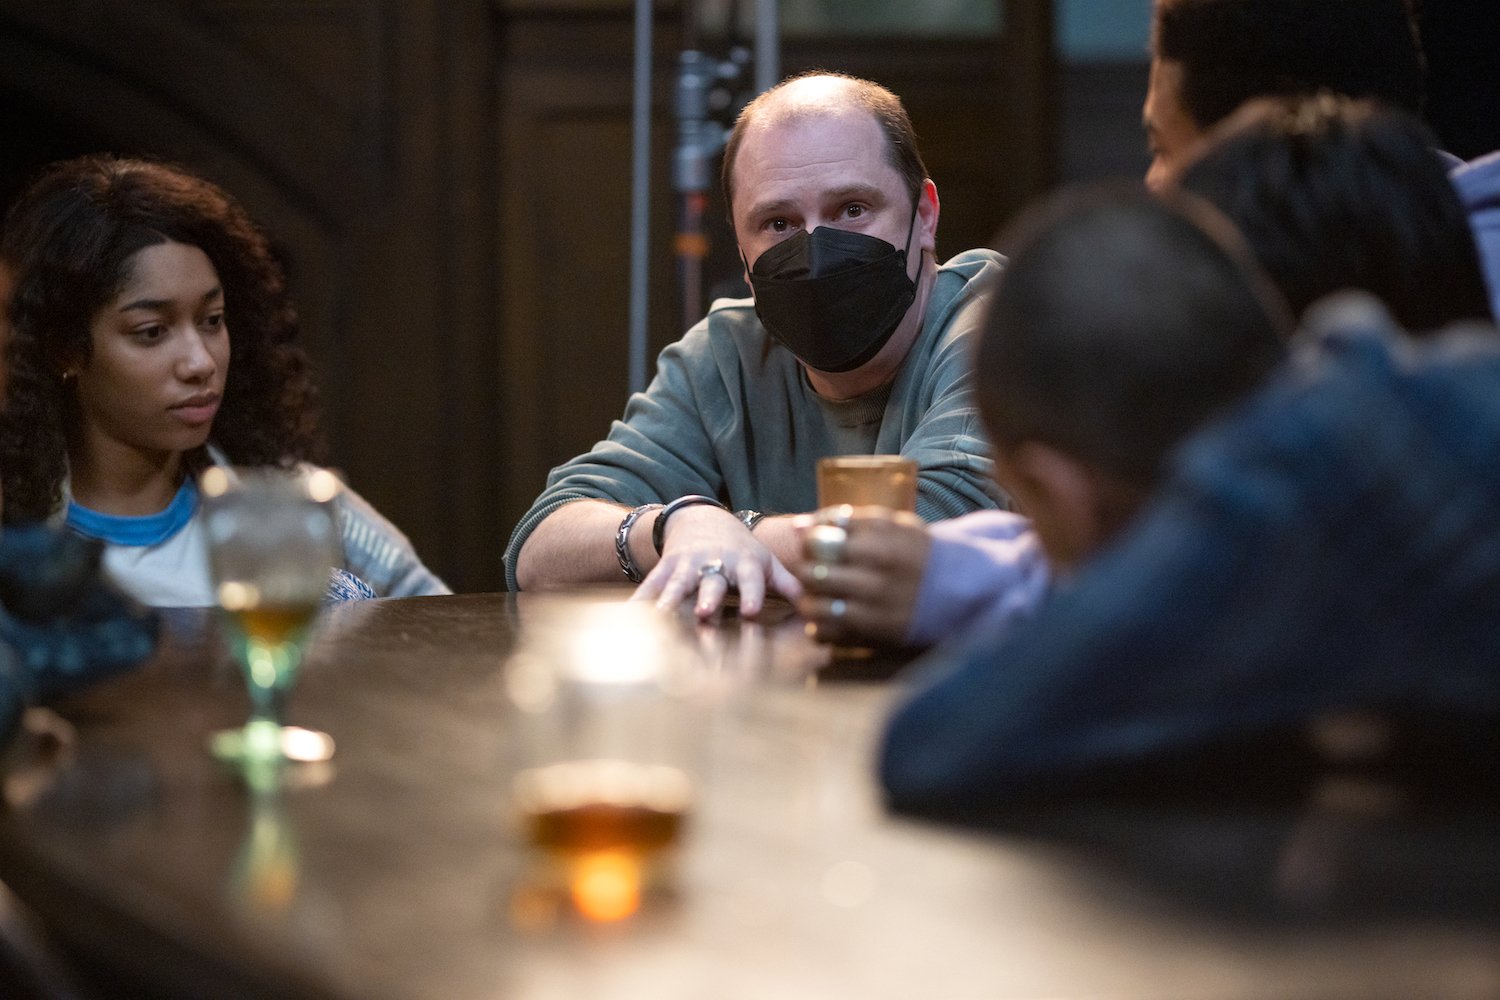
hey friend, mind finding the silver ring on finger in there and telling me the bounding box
[829,598,848,621]
[804,524,849,565]
[698,559,726,581]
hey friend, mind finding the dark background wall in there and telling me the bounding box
[1416,0,1500,160]
[1,0,1491,592]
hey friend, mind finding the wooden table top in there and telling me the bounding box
[0,591,1497,1000]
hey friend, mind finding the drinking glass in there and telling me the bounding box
[201,466,342,767]
[505,597,706,922]
[809,457,918,659]
[816,454,918,511]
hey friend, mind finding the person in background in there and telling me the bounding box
[1141,0,1423,189]
[0,155,449,606]
[881,268,1500,817]
[504,72,1007,618]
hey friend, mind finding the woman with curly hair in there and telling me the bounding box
[0,155,448,605]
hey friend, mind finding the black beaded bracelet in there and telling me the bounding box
[614,503,662,583]
[652,494,727,556]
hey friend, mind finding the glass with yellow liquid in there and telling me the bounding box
[505,598,705,922]
[201,466,342,767]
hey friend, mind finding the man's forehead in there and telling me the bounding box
[762,73,862,110]
[737,104,882,159]
[730,107,894,203]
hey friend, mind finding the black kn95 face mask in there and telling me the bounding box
[747,199,919,373]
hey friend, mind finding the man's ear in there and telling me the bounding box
[1002,440,1107,572]
[917,178,940,255]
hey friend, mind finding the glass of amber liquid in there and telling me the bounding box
[505,598,703,922]
[201,466,342,767]
[816,455,918,511]
[813,456,917,657]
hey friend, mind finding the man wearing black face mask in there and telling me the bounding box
[504,72,1008,616]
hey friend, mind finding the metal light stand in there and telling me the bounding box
[673,46,749,328]
[627,0,780,395]
[627,0,654,398]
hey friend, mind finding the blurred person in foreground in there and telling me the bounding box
[790,0,1454,645]
[1452,150,1500,318]
[0,262,157,747]
[504,72,1007,617]
[795,94,1493,648]
[1177,94,1492,332]
[800,187,1285,650]
[879,190,1500,819]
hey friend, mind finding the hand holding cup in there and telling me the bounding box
[791,505,932,646]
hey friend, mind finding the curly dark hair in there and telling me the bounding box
[0,155,324,522]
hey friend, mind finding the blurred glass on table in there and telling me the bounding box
[201,466,341,770]
[816,455,917,511]
[505,598,706,922]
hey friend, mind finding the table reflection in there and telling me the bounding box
[0,593,1492,1000]
[231,786,301,916]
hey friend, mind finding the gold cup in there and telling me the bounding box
[809,456,917,660]
[816,455,918,511]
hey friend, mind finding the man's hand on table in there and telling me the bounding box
[631,505,802,619]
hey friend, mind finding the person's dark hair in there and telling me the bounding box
[1153,0,1424,131]
[1179,94,1493,332]
[978,186,1288,488]
[0,154,322,522]
[720,70,928,213]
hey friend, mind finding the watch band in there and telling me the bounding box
[735,509,766,533]
[614,503,663,583]
[652,494,727,556]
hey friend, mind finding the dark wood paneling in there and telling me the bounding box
[329,0,500,594]
[494,7,686,539]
